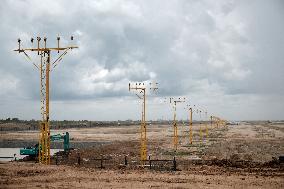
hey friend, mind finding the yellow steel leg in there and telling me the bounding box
[173,102,178,151]
[199,124,203,144]
[189,108,193,144]
[140,89,147,164]
[140,122,147,162]
[173,122,178,151]
[38,51,51,164]
[206,124,208,140]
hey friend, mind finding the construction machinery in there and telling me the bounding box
[14,36,78,164]
[20,132,70,157]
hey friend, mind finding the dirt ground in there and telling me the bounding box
[0,122,284,188]
[0,162,283,189]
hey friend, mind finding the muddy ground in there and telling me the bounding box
[0,122,284,188]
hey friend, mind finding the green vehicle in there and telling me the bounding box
[20,132,70,156]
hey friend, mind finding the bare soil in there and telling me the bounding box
[0,162,283,189]
[0,122,284,188]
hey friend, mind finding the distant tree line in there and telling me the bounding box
[0,118,216,132]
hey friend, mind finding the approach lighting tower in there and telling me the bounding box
[14,36,78,164]
[186,104,195,144]
[129,82,158,164]
[196,109,203,144]
[167,97,185,151]
[204,110,208,139]
[211,116,220,128]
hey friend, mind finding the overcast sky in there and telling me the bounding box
[0,0,283,121]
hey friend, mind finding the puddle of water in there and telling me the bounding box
[0,148,63,162]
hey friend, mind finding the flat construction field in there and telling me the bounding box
[1,122,284,188]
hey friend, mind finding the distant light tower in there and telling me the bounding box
[166,97,185,151]
[129,82,158,164]
[186,104,195,144]
[197,109,203,144]
[204,110,208,140]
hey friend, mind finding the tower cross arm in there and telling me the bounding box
[14,46,78,52]
[129,87,146,90]
[173,99,186,104]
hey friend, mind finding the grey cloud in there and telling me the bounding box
[0,0,283,120]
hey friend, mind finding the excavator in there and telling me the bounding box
[20,132,70,157]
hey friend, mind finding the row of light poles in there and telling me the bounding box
[128,82,228,164]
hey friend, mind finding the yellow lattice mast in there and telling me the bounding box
[129,82,158,164]
[211,116,216,128]
[185,104,195,145]
[197,109,203,144]
[211,116,227,128]
[165,97,185,151]
[211,116,219,128]
[14,36,78,164]
[205,110,208,139]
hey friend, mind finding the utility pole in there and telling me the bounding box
[14,36,78,164]
[166,97,185,151]
[129,82,158,164]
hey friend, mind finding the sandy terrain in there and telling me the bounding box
[0,122,284,188]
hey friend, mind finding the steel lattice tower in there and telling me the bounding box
[129,82,158,164]
[14,36,78,164]
[166,97,185,151]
